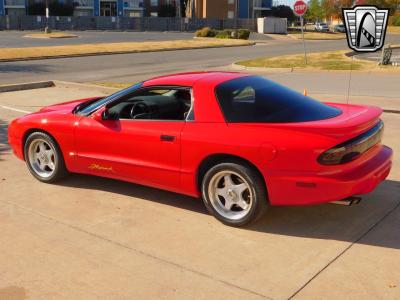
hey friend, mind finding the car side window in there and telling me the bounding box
[107,87,193,121]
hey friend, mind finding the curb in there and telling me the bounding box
[0,80,119,94]
[53,80,119,93]
[0,42,255,63]
[231,63,293,73]
[0,81,54,93]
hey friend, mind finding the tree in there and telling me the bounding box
[363,0,399,15]
[321,0,353,22]
[266,5,296,21]
[158,4,176,17]
[305,0,324,21]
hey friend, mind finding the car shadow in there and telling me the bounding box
[60,173,400,250]
[0,120,10,161]
[1,118,399,250]
[59,174,208,215]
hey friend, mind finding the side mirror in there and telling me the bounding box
[92,107,119,121]
[92,107,106,121]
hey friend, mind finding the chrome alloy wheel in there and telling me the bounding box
[207,171,253,220]
[28,139,57,178]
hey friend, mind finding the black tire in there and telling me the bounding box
[24,131,69,183]
[201,162,268,227]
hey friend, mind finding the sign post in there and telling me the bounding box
[293,0,308,64]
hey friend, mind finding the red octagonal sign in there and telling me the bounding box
[293,0,307,16]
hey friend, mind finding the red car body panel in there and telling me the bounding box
[8,72,393,205]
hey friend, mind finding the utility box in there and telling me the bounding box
[257,17,287,34]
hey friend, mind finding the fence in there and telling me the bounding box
[0,16,257,31]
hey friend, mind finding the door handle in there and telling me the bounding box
[160,135,176,142]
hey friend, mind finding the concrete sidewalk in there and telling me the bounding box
[0,85,399,299]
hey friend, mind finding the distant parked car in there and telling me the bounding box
[315,22,329,32]
[332,24,346,33]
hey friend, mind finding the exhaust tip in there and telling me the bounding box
[330,196,362,206]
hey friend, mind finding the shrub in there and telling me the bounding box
[195,27,250,40]
[237,29,250,40]
[215,32,231,39]
[195,27,217,37]
[392,16,400,26]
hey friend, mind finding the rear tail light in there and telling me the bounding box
[318,120,383,165]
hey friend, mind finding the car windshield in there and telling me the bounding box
[320,23,327,26]
[215,76,341,123]
[76,82,143,116]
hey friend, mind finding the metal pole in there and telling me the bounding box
[300,16,307,64]
[234,0,238,31]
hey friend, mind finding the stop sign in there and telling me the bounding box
[293,0,307,16]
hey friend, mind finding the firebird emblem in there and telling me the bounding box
[88,163,115,172]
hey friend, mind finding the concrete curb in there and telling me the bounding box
[53,80,119,93]
[0,81,54,93]
[0,42,255,63]
[231,63,293,73]
[0,80,119,94]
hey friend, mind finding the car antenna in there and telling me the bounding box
[345,55,354,117]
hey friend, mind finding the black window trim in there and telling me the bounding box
[91,85,194,122]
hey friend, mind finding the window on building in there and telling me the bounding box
[228,10,234,19]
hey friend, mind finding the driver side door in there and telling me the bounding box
[74,86,189,192]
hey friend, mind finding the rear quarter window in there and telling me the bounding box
[215,76,341,123]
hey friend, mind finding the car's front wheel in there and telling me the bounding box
[24,131,68,183]
[201,162,268,227]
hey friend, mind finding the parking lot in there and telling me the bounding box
[0,83,399,299]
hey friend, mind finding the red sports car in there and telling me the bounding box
[8,72,392,226]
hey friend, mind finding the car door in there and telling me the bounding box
[74,86,189,192]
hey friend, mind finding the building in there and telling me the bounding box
[73,0,144,17]
[0,0,146,16]
[186,0,271,19]
[1,0,26,16]
[0,0,271,17]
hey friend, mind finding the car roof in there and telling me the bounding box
[142,71,248,88]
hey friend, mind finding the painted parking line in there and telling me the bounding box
[0,105,31,114]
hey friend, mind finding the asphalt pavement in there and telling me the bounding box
[1,33,400,96]
[0,38,354,85]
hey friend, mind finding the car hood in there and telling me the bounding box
[38,97,102,113]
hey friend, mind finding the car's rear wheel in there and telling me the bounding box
[24,132,68,183]
[201,162,268,227]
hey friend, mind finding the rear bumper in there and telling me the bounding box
[267,145,393,205]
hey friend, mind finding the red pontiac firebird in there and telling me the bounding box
[8,72,392,226]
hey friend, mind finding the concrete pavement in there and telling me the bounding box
[0,84,399,299]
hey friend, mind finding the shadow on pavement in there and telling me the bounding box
[0,63,49,74]
[60,174,208,215]
[1,117,398,250]
[0,120,10,160]
[248,180,400,248]
[60,173,400,250]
